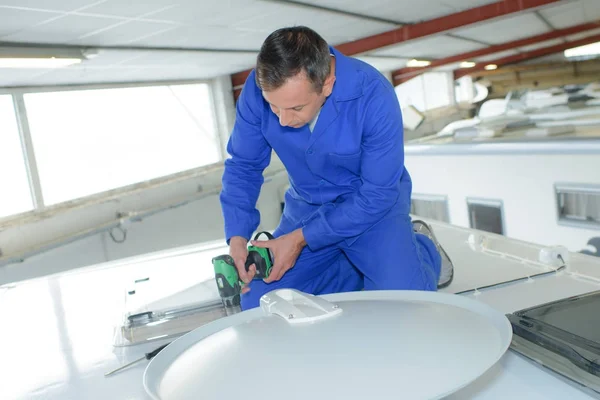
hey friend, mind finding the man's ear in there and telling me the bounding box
[322,73,336,97]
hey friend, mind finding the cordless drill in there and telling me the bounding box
[212,231,274,314]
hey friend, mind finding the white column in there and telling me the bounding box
[210,75,237,160]
[13,93,44,209]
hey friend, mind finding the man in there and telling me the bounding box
[220,26,454,310]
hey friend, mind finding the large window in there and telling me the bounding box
[0,95,33,218]
[24,84,220,205]
[467,198,505,235]
[555,184,600,229]
[410,194,450,223]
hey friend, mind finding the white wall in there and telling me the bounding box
[405,145,600,254]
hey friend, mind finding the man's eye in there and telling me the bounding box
[293,107,303,111]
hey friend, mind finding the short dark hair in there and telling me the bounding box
[256,26,331,93]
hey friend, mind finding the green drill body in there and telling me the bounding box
[212,232,274,310]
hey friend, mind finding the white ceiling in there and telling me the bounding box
[0,0,599,88]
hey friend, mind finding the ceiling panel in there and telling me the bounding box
[127,25,266,50]
[434,62,463,72]
[318,19,398,45]
[290,0,498,24]
[1,14,121,43]
[539,0,600,29]
[232,4,397,44]
[516,52,566,64]
[68,20,179,45]
[566,27,600,42]
[0,0,100,11]
[0,7,58,37]
[518,38,564,52]
[473,49,520,63]
[368,35,486,59]
[0,0,590,88]
[77,0,180,19]
[354,56,408,72]
[452,13,551,44]
[147,0,271,25]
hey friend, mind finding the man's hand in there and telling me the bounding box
[229,236,255,294]
[250,228,307,283]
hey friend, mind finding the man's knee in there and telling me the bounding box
[342,213,438,292]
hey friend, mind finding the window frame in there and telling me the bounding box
[0,78,226,224]
[466,197,506,236]
[555,183,600,231]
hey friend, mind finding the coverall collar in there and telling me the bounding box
[329,46,364,102]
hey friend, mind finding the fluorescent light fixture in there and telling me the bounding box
[564,41,600,58]
[484,64,498,70]
[406,59,431,67]
[0,57,82,68]
[459,61,476,68]
[0,46,89,68]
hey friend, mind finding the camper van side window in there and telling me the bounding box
[555,184,600,229]
[467,198,505,235]
[410,194,450,223]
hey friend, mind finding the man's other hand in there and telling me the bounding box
[251,229,307,283]
[229,236,255,294]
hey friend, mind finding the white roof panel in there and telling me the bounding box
[0,0,591,87]
[1,14,123,43]
[473,49,520,63]
[288,0,499,24]
[452,12,551,45]
[354,56,408,72]
[538,0,600,29]
[368,34,486,59]
[518,38,564,53]
[0,6,58,37]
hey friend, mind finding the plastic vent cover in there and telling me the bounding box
[144,289,512,400]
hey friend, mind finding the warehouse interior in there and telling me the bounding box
[2,1,600,399]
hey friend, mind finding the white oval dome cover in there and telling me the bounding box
[144,289,512,400]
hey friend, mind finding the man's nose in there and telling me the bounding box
[279,110,292,126]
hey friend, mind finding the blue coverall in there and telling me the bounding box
[220,46,441,310]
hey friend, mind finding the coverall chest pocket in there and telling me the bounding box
[325,151,362,181]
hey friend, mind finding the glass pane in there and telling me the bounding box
[411,197,449,222]
[0,95,33,218]
[468,202,504,235]
[508,290,600,388]
[558,191,600,224]
[24,84,220,205]
[520,292,600,344]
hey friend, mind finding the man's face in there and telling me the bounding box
[262,69,335,129]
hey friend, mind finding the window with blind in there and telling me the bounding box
[556,184,600,229]
[467,198,505,235]
[410,194,450,223]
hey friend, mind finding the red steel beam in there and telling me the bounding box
[392,21,600,86]
[336,0,560,55]
[454,32,600,79]
[231,0,561,100]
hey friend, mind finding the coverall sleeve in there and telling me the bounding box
[220,71,272,244]
[302,79,405,251]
